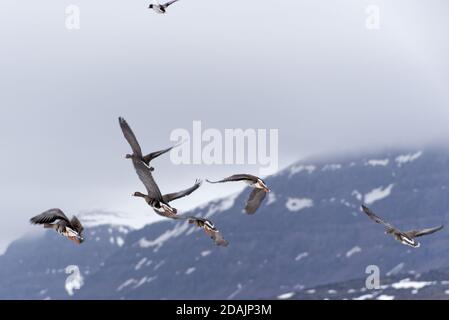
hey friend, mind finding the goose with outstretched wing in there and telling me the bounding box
[148,0,180,14]
[30,209,84,245]
[361,205,443,248]
[119,117,180,171]
[131,156,202,218]
[182,216,229,247]
[207,174,270,214]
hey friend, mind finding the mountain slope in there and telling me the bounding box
[2,148,449,299]
[77,148,449,299]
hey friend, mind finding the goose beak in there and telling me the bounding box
[69,236,83,245]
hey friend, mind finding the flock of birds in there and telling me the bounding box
[29,118,271,247]
[29,117,444,250]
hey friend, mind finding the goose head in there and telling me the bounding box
[256,179,270,193]
[66,228,84,245]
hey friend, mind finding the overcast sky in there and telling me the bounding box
[0,0,448,253]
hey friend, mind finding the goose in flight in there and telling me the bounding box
[119,117,180,171]
[361,205,444,248]
[207,174,270,214]
[149,0,180,14]
[30,209,84,245]
[185,216,229,247]
[131,156,202,218]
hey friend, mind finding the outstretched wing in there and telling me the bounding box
[132,158,163,200]
[142,141,184,165]
[245,188,267,214]
[211,230,229,247]
[183,216,229,247]
[30,208,70,225]
[206,174,258,184]
[162,0,179,8]
[404,225,444,238]
[70,216,84,234]
[119,117,142,157]
[162,179,202,203]
[361,205,396,232]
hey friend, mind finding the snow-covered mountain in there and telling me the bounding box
[2,148,449,299]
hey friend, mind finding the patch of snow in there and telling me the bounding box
[366,159,389,167]
[346,246,362,258]
[328,289,337,294]
[286,198,313,212]
[153,260,165,271]
[79,210,150,229]
[277,292,295,300]
[266,192,277,205]
[133,277,148,289]
[364,184,394,205]
[295,252,309,262]
[352,190,362,201]
[306,289,316,294]
[227,284,243,300]
[289,165,316,177]
[185,267,196,275]
[135,258,147,271]
[341,199,354,208]
[354,294,375,300]
[377,295,394,300]
[322,164,342,171]
[395,151,422,167]
[109,237,115,245]
[116,237,124,247]
[139,221,190,252]
[204,193,239,218]
[185,226,198,236]
[117,279,137,291]
[391,278,433,290]
[201,250,212,257]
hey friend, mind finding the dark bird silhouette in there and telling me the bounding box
[30,209,84,245]
[184,216,229,247]
[119,117,180,171]
[130,156,202,218]
[207,174,270,214]
[361,204,444,248]
[148,0,180,14]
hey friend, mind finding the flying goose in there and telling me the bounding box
[361,205,444,248]
[30,209,84,245]
[185,216,229,247]
[149,0,180,14]
[119,117,179,171]
[131,156,202,218]
[207,174,270,214]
